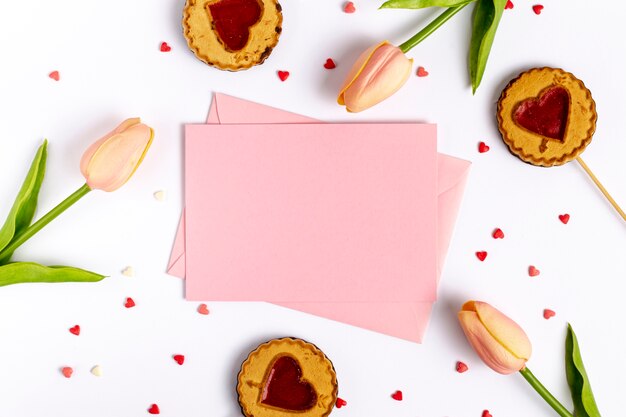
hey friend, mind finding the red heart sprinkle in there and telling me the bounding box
[559,214,570,224]
[505,0,514,9]
[148,404,160,414]
[456,361,469,374]
[335,398,347,408]
[476,251,488,262]
[528,266,540,277]
[61,367,73,378]
[69,325,80,336]
[391,390,403,401]
[48,71,60,81]
[532,4,544,14]
[416,66,429,77]
[492,228,505,239]
[173,354,185,365]
[478,142,490,153]
[456,361,469,373]
[482,410,492,417]
[124,297,136,308]
[277,71,290,81]
[324,58,336,69]
[343,1,356,13]
[543,309,556,319]
[197,303,210,315]
[160,42,171,52]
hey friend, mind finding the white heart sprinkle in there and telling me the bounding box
[91,365,103,377]
[121,266,135,277]
[153,190,167,201]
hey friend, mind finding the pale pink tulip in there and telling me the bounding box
[80,118,153,192]
[337,41,413,113]
[458,301,532,375]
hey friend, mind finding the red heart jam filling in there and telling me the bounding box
[513,86,569,141]
[261,356,317,411]
[207,0,262,52]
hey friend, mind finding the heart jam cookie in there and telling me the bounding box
[183,0,282,71]
[237,338,338,417]
[497,67,597,166]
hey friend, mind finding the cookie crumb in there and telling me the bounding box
[153,190,167,201]
[121,266,135,277]
[91,365,103,377]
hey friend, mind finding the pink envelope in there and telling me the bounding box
[168,94,471,342]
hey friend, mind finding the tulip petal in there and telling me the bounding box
[80,118,141,176]
[84,124,153,192]
[471,301,532,361]
[459,310,527,374]
[338,41,389,106]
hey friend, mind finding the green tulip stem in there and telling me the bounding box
[399,4,470,53]
[519,367,574,417]
[0,183,91,259]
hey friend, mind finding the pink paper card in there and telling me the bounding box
[185,123,438,302]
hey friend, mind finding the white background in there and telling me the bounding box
[0,0,625,416]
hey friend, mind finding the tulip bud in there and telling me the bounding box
[458,301,532,375]
[337,41,413,113]
[80,118,154,192]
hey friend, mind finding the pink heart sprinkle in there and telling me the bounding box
[478,142,490,153]
[160,42,171,52]
[532,4,543,14]
[559,214,570,224]
[69,325,80,336]
[343,1,356,13]
[173,354,185,365]
[61,367,73,378]
[336,398,347,408]
[492,228,505,239]
[476,251,488,262]
[528,266,540,277]
[48,71,60,81]
[324,58,336,69]
[456,361,468,373]
[505,0,514,9]
[277,71,290,81]
[391,390,403,401]
[416,66,429,77]
[197,303,210,315]
[543,309,556,319]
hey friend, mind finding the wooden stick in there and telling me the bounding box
[576,157,626,221]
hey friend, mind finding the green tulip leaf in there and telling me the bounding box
[0,262,105,287]
[0,141,48,264]
[565,324,602,417]
[380,0,475,9]
[469,0,507,93]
